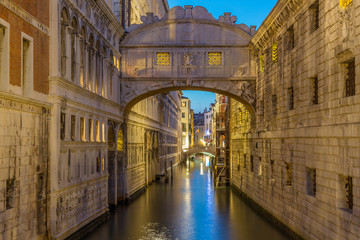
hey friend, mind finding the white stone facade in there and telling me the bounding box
[230,0,360,239]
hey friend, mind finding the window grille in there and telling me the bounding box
[311,77,319,104]
[286,163,292,186]
[345,59,355,97]
[156,52,170,66]
[288,87,294,110]
[306,168,316,196]
[345,176,353,210]
[250,155,254,172]
[272,94,277,115]
[60,112,66,140]
[340,0,352,8]
[272,42,278,62]
[259,55,265,72]
[310,1,319,32]
[208,52,222,65]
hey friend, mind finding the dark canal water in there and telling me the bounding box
[84,158,290,240]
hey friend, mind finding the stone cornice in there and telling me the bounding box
[251,0,304,52]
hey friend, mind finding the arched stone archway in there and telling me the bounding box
[120,5,257,116]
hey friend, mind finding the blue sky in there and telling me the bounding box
[168,0,277,113]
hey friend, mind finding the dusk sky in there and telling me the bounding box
[168,0,277,113]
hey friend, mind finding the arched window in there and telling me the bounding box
[71,17,79,82]
[80,26,86,87]
[88,34,94,91]
[60,8,69,77]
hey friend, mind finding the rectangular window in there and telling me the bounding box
[156,52,170,66]
[310,1,319,33]
[340,0,352,9]
[71,115,75,141]
[60,112,66,140]
[102,122,105,142]
[287,25,295,50]
[250,155,254,172]
[286,163,292,187]
[96,157,101,172]
[80,117,86,141]
[272,42,278,62]
[345,176,353,210]
[0,21,9,90]
[102,157,105,171]
[96,121,100,142]
[306,168,316,196]
[182,102,186,107]
[182,112,185,118]
[270,160,275,179]
[89,119,93,142]
[345,59,355,97]
[288,87,294,110]
[182,123,186,132]
[208,52,222,66]
[311,77,319,104]
[6,178,15,209]
[244,154,247,169]
[259,55,265,72]
[272,94,277,115]
[22,35,33,96]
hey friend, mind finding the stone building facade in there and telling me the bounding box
[0,0,50,239]
[230,0,360,239]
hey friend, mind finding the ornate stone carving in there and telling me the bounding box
[235,63,248,77]
[340,8,353,43]
[219,13,237,25]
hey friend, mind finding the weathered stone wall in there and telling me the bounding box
[0,96,49,240]
[231,0,360,239]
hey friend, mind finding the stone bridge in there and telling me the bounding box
[186,145,216,158]
[120,5,257,116]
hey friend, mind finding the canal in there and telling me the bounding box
[84,158,290,240]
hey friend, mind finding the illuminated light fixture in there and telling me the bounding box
[206,130,210,136]
[259,55,265,72]
[272,42,278,62]
[340,0,352,8]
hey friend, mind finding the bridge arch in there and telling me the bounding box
[120,5,257,118]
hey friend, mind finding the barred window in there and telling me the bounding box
[311,77,319,104]
[286,162,292,186]
[306,168,316,196]
[345,176,353,210]
[340,0,352,8]
[250,155,254,172]
[259,55,265,72]
[310,1,319,33]
[208,52,222,65]
[288,87,294,110]
[156,52,170,66]
[272,42,278,62]
[345,59,355,97]
[287,25,295,50]
[272,94,277,115]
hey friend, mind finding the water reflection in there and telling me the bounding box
[84,158,290,240]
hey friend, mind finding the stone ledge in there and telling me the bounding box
[231,184,305,240]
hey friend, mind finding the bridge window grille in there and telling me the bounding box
[259,55,265,72]
[208,52,222,66]
[60,112,66,140]
[71,115,75,141]
[272,42,278,62]
[311,77,319,104]
[345,59,355,97]
[286,163,292,186]
[288,87,294,110]
[310,1,319,33]
[340,0,352,8]
[306,168,316,196]
[156,52,170,66]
